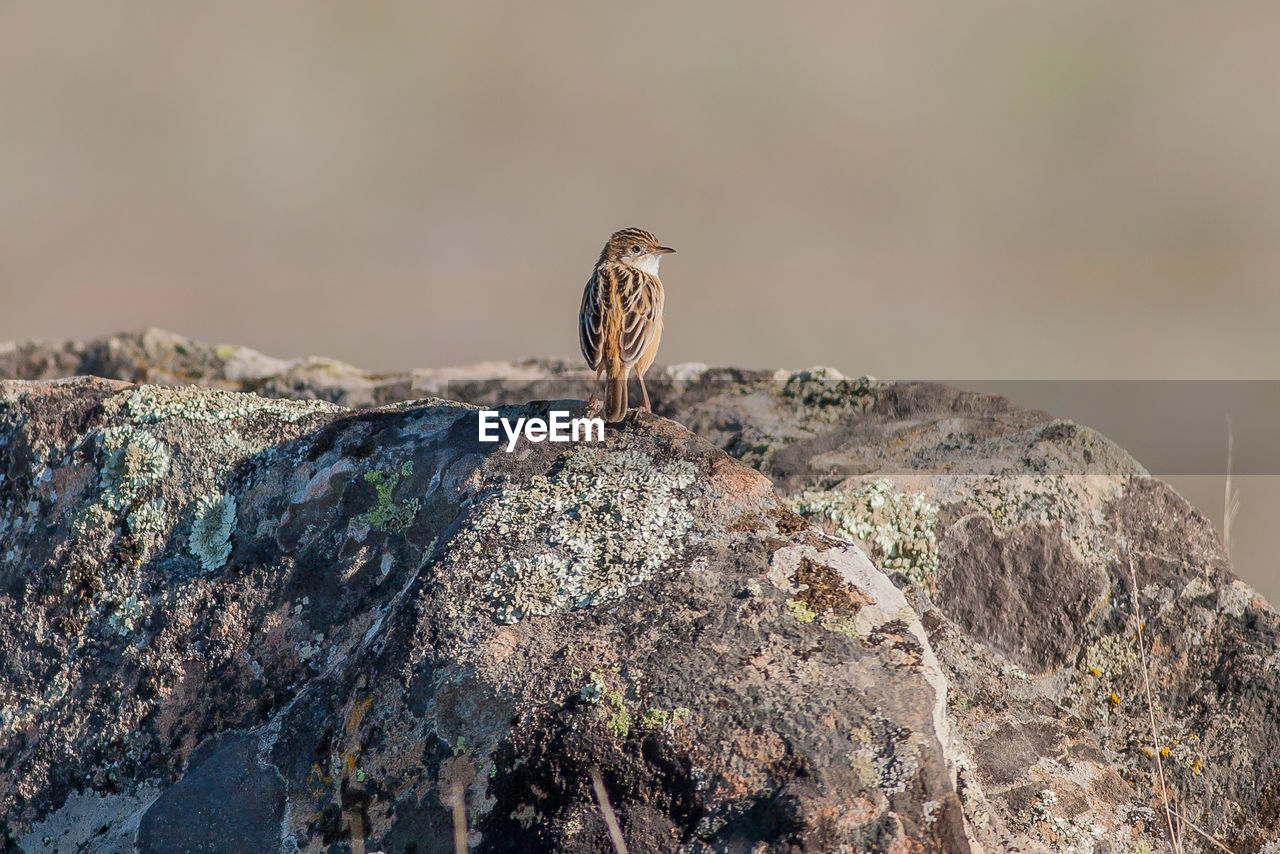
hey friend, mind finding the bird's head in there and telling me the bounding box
[600,227,675,275]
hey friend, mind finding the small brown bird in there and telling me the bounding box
[579,228,674,422]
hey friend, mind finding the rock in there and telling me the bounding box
[3,330,1280,852]
[0,376,968,852]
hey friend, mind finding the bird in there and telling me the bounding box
[579,228,675,422]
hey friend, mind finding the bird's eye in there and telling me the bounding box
[630,244,642,254]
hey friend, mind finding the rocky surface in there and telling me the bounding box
[2,330,1279,853]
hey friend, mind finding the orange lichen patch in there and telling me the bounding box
[252,604,303,674]
[43,463,95,511]
[346,695,374,737]
[732,729,788,766]
[484,627,520,663]
[714,770,755,800]
[845,795,880,827]
[822,794,881,830]
[705,728,793,798]
[709,457,772,501]
[887,835,927,854]
[791,556,873,616]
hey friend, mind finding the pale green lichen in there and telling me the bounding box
[789,480,939,581]
[118,385,336,425]
[189,492,236,571]
[824,614,860,638]
[474,448,698,623]
[354,460,420,533]
[1071,631,1138,718]
[1029,789,1108,852]
[126,499,167,537]
[108,594,143,635]
[98,426,170,510]
[603,689,633,738]
[639,708,670,730]
[579,673,679,739]
[71,502,114,538]
[0,669,70,736]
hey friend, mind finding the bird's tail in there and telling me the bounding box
[605,364,627,422]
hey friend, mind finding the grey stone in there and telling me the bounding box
[137,734,284,854]
[3,330,1280,852]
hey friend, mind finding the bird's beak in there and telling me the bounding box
[655,246,676,255]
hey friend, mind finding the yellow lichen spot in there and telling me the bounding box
[1109,693,1121,705]
[639,708,669,730]
[1160,747,1171,758]
[1089,668,1101,677]
[1192,760,1202,775]
[786,598,817,623]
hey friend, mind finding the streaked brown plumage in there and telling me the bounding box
[579,228,674,422]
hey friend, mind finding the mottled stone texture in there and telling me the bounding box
[0,373,963,853]
[3,330,1280,853]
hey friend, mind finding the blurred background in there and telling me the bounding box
[0,2,1276,596]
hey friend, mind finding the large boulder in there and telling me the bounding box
[1,376,967,853]
[4,330,1279,852]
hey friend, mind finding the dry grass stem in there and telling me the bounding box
[1223,416,1241,558]
[590,767,630,854]
[1171,808,1233,853]
[450,783,468,854]
[1128,557,1183,854]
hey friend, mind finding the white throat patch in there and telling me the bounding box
[632,254,663,276]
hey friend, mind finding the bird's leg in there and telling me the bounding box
[637,370,652,413]
[587,367,604,416]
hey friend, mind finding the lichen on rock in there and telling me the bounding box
[472,447,698,623]
[353,460,420,533]
[5,336,1280,853]
[789,479,939,581]
[188,492,236,571]
[98,426,170,510]
[115,384,335,425]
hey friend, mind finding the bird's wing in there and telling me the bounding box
[617,268,663,365]
[579,271,605,369]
